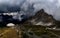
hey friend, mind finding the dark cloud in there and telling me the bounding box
[0,0,60,21]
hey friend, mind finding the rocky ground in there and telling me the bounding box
[21,25,60,38]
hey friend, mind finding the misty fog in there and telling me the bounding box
[0,0,60,21]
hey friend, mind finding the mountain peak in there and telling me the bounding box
[23,9,55,26]
[36,9,45,15]
[35,9,49,18]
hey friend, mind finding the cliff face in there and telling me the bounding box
[23,9,55,26]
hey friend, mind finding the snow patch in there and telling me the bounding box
[7,23,15,27]
[35,22,53,26]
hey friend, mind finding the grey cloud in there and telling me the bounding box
[0,0,60,21]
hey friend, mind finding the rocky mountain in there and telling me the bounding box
[23,9,55,26]
[21,9,60,38]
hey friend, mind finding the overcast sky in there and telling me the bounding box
[0,0,60,20]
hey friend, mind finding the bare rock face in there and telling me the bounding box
[23,9,55,26]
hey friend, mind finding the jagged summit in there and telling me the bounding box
[35,9,46,17]
[23,9,55,26]
[34,9,54,23]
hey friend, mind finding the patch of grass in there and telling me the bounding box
[0,27,19,38]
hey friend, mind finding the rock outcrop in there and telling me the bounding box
[23,9,55,26]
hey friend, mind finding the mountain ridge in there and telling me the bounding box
[23,9,56,26]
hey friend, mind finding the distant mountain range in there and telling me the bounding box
[23,9,56,26]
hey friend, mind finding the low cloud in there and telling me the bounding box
[0,0,60,21]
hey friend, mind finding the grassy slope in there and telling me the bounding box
[23,25,60,38]
[0,27,19,38]
[0,25,60,38]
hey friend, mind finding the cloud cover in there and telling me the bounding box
[0,0,60,21]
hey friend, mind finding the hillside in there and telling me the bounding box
[21,9,60,38]
[0,9,60,38]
